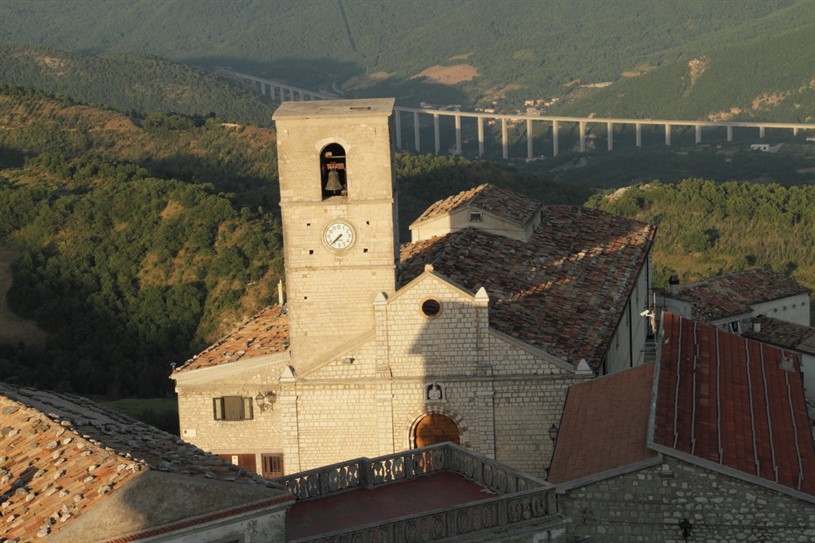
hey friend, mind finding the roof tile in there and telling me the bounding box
[410,183,542,228]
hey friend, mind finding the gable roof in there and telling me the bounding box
[174,305,289,373]
[652,313,815,498]
[401,205,655,368]
[658,266,810,322]
[409,183,542,228]
[742,314,815,356]
[0,383,290,541]
[548,363,657,484]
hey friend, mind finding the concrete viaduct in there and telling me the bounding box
[225,70,815,160]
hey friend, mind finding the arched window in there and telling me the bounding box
[320,143,347,199]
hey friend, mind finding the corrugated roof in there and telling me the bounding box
[174,306,289,373]
[654,313,815,497]
[410,184,542,228]
[659,266,810,322]
[548,363,657,484]
[0,383,283,541]
[742,315,815,356]
[401,206,656,368]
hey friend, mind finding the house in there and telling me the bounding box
[742,313,815,401]
[0,382,293,543]
[549,313,815,542]
[172,98,655,480]
[655,266,811,332]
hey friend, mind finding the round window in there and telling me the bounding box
[421,298,442,318]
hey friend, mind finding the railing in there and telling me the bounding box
[274,443,559,543]
[273,443,549,501]
[291,487,555,543]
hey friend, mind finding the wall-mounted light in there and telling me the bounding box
[255,391,277,413]
[548,423,559,442]
[678,518,692,541]
[342,357,355,365]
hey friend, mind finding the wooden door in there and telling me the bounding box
[414,414,460,448]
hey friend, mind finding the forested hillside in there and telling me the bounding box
[0,0,811,118]
[0,46,275,125]
[586,179,815,291]
[0,85,581,397]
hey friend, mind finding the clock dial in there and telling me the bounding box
[324,221,355,250]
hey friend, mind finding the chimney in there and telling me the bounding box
[668,275,680,296]
[751,318,761,334]
[278,280,285,306]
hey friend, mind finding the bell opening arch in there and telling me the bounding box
[320,143,347,199]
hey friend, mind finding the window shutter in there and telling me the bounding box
[213,397,224,420]
[243,397,254,420]
[224,396,244,420]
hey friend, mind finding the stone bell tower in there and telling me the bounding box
[273,99,399,364]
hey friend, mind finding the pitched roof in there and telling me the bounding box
[742,314,815,356]
[548,363,657,484]
[410,184,542,228]
[653,313,815,497]
[174,305,289,373]
[401,206,656,367]
[0,383,288,541]
[659,266,810,322]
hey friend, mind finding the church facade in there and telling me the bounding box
[172,99,656,478]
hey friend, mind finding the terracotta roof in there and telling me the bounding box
[659,266,810,322]
[174,305,289,373]
[0,383,285,541]
[742,315,815,356]
[410,184,542,228]
[654,313,815,497]
[548,363,657,484]
[401,206,656,367]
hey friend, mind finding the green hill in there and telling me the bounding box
[0,0,811,117]
[0,46,276,125]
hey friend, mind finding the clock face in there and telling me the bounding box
[324,221,355,250]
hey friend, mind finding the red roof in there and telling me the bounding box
[401,206,655,367]
[548,363,657,484]
[654,313,815,497]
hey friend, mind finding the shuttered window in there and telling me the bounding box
[213,396,253,421]
[261,454,284,478]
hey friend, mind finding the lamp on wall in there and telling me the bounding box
[678,518,692,541]
[548,423,559,442]
[255,391,277,413]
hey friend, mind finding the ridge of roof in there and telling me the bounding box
[401,206,656,368]
[174,305,289,374]
[659,266,810,322]
[653,313,815,498]
[410,183,542,228]
[0,383,279,541]
[742,314,815,356]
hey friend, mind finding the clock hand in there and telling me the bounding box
[331,234,343,244]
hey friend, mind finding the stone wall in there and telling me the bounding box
[558,457,815,542]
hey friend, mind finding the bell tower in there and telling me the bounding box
[273,99,399,364]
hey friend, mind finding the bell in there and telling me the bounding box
[325,169,343,193]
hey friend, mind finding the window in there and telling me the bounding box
[421,298,442,318]
[469,211,483,222]
[320,143,347,199]
[213,396,253,421]
[262,454,285,478]
[730,321,740,333]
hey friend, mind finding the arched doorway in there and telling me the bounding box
[414,413,460,448]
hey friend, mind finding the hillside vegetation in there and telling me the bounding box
[0,0,811,118]
[0,46,276,125]
[586,179,815,291]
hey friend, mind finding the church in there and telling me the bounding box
[172,99,655,478]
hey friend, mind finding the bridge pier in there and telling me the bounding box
[635,123,642,147]
[695,124,702,144]
[395,110,402,150]
[727,126,733,142]
[414,112,421,152]
[477,117,485,157]
[552,121,559,157]
[579,121,586,153]
[665,124,671,146]
[455,115,462,155]
[527,119,534,159]
[794,127,799,136]
[759,126,765,138]
[502,118,508,160]
[434,114,440,155]
[607,122,613,151]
